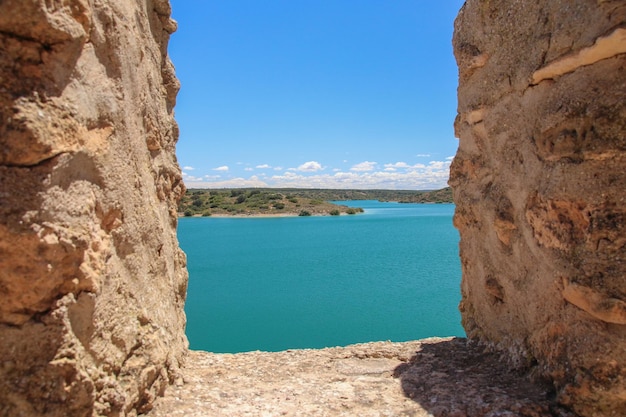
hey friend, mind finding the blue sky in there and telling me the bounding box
[169,1,465,189]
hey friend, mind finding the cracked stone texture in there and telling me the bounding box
[0,1,187,416]
[450,1,626,416]
[148,338,575,417]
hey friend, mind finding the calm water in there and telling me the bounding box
[178,201,464,353]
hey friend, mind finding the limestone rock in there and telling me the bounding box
[450,1,626,415]
[148,339,574,417]
[0,1,187,416]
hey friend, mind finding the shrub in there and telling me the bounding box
[347,208,357,215]
[298,210,311,216]
[202,210,212,217]
[273,202,285,210]
[184,209,193,217]
[329,209,340,216]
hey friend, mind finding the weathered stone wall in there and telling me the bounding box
[0,1,188,416]
[450,1,626,416]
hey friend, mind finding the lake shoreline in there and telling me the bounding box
[178,211,358,218]
[178,188,452,217]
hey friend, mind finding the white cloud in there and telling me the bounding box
[183,177,268,188]
[181,159,452,190]
[244,167,254,171]
[213,165,229,171]
[265,158,451,189]
[182,166,194,171]
[416,153,431,158]
[350,161,377,172]
[446,155,455,160]
[281,171,299,178]
[384,162,427,171]
[256,164,271,169]
[428,161,446,169]
[384,162,410,169]
[182,171,219,182]
[297,161,323,172]
[273,166,283,171]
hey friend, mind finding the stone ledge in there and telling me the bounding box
[147,338,575,417]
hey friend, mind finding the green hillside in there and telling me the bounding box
[179,189,364,217]
[178,187,453,217]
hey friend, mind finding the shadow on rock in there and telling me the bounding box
[393,338,576,417]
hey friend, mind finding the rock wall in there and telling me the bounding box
[0,1,188,416]
[450,1,626,416]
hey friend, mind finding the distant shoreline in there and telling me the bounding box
[177,187,452,218]
[178,211,357,218]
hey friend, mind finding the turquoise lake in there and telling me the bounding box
[178,201,465,353]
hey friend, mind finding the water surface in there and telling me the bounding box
[178,201,464,353]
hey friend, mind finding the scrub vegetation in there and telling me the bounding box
[178,187,453,217]
[179,189,364,217]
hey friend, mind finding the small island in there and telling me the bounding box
[178,187,453,217]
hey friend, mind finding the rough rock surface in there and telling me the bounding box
[4,0,625,416]
[148,338,574,417]
[450,1,626,416]
[0,1,187,416]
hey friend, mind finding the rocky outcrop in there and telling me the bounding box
[450,1,626,416]
[0,1,187,416]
